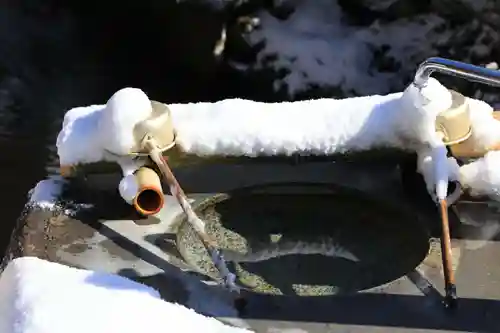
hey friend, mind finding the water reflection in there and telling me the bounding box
[177,184,430,296]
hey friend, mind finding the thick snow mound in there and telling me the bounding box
[0,257,252,333]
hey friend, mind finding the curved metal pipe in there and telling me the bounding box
[414,57,500,88]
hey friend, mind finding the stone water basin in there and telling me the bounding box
[7,154,500,332]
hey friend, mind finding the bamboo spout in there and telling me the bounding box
[133,166,164,216]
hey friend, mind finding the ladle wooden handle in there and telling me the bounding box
[439,199,457,308]
[143,136,240,293]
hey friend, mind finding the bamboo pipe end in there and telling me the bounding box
[60,164,75,178]
[133,186,164,216]
[132,167,165,216]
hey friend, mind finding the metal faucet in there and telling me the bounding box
[414,57,500,88]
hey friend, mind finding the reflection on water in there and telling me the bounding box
[177,184,430,296]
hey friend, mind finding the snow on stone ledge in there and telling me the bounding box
[0,257,252,333]
[27,176,65,211]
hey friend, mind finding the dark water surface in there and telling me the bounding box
[176,186,430,296]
